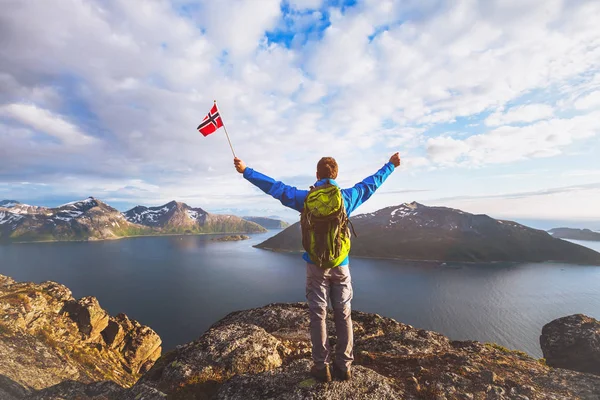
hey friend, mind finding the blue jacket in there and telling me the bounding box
[243,162,395,266]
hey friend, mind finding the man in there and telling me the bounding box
[234,153,400,382]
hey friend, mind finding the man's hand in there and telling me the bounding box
[234,157,246,174]
[389,152,401,167]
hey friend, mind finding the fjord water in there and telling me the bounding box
[1,233,599,357]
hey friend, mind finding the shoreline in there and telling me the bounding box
[6,231,267,245]
[253,246,600,266]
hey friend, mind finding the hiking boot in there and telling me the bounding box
[310,364,332,383]
[333,364,352,381]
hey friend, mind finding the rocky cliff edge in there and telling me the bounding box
[0,274,161,396]
[2,275,600,400]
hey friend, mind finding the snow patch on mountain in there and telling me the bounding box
[59,197,98,209]
[0,211,24,225]
[186,209,205,220]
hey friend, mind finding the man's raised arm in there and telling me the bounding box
[234,157,307,212]
[342,152,401,215]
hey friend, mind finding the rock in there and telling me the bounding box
[63,296,109,341]
[480,370,497,384]
[4,286,600,400]
[101,317,125,349]
[0,275,15,287]
[217,359,403,399]
[0,375,31,400]
[540,314,600,375]
[139,303,600,400]
[101,313,162,374]
[23,381,166,400]
[119,315,162,374]
[140,323,283,395]
[0,276,162,391]
[24,380,124,400]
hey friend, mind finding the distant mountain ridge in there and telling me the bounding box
[0,197,151,242]
[123,201,265,234]
[242,216,290,229]
[549,227,600,241]
[0,198,265,242]
[256,201,600,265]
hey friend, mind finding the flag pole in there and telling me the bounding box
[215,100,236,158]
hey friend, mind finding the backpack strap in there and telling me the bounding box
[348,219,358,238]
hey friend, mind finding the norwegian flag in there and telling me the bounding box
[197,103,223,136]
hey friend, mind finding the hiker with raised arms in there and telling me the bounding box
[234,153,401,382]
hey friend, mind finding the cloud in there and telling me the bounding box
[0,103,97,146]
[433,182,600,220]
[426,137,470,165]
[0,0,600,218]
[484,104,555,126]
[426,112,600,165]
[574,91,600,110]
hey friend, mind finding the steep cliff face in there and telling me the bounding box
[0,275,161,393]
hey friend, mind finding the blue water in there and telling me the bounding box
[1,232,599,358]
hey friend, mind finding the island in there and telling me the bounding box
[255,202,600,265]
[212,235,250,242]
[548,227,600,241]
[242,216,290,229]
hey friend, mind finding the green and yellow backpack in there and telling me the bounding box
[300,183,355,268]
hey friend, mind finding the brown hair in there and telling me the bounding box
[317,157,338,179]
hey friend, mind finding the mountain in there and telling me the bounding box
[0,200,19,207]
[123,201,267,234]
[0,200,47,215]
[0,197,151,242]
[242,216,290,229]
[548,227,600,241]
[255,201,600,264]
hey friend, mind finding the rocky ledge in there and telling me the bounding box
[0,274,161,396]
[1,275,599,400]
[22,304,600,400]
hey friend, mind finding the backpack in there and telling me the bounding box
[300,183,355,269]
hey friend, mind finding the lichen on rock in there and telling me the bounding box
[540,313,600,376]
[0,274,161,391]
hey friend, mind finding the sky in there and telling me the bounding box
[1,0,600,226]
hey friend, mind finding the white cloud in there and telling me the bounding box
[426,137,471,165]
[437,184,600,220]
[426,112,600,165]
[192,0,281,58]
[1,0,600,219]
[485,104,555,126]
[574,91,600,110]
[0,103,97,146]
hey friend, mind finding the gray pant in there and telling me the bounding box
[305,263,354,371]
